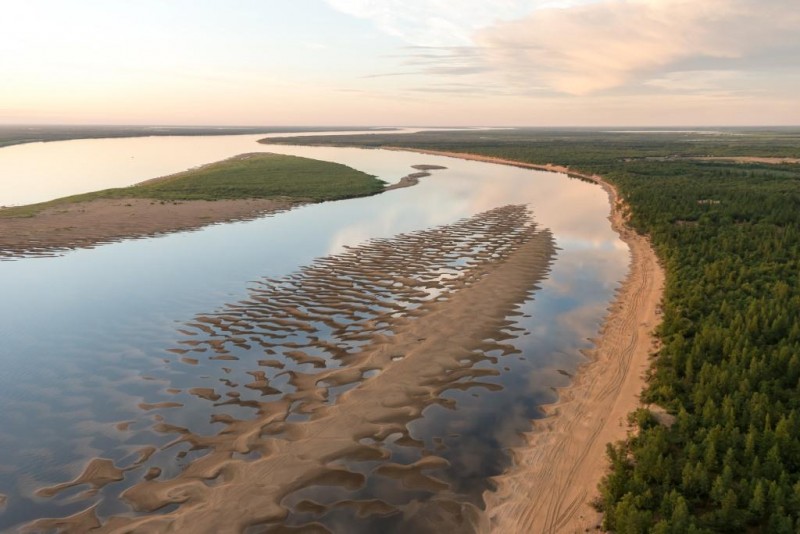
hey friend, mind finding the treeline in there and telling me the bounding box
[598,159,800,533]
[273,128,800,532]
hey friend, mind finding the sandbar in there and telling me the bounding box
[18,147,661,532]
[27,205,555,532]
[387,148,665,533]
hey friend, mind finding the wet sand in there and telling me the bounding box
[25,205,556,533]
[387,148,665,533]
[0,197,296,259]
[384,164,446,191]
[9,146,647,532]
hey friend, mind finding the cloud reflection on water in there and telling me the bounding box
[0,143,628,531]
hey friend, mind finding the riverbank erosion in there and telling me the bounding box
[387,148,665,533]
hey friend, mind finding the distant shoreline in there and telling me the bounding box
[0,125,401,150]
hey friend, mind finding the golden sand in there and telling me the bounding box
[22,149,661,532]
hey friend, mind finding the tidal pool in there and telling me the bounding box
[0,135,627,532]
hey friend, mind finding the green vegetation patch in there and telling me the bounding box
[1,153,385,218]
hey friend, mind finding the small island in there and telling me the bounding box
[0,153,387,258]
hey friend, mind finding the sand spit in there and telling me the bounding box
[384,171,430,191]
[27,205,556,533]
[0,197,296,260]
[387,148,665,533]
[385,148,595,184]
[385,164,447,191]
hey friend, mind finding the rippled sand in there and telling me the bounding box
[380,148,664,534]
[26,205,555,533]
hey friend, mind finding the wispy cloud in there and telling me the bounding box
[643,70,745,95]
[332,0,800,100]
[324,0,544,46]
[475,0,800,95]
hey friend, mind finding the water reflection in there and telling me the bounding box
[311,151,622,257]
[0,140,627,531]
[47,205,551,532]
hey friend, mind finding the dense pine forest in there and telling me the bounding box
[272,128,800,532]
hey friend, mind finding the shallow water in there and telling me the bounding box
[0,135,627,531]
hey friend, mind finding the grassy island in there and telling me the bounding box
[0,152,389,258]
[1,153,385,218]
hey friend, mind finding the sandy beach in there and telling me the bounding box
[389,148,665,533]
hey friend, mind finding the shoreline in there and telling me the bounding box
[388,148,665,533]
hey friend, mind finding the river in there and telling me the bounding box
[0,133,627,532]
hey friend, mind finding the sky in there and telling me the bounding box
[1,0,798,126]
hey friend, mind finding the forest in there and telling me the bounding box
[270,128,800,532]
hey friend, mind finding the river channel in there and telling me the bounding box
[0,133,627,532]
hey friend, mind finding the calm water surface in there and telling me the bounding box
[0,135,627,531]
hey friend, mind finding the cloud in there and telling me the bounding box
[341,0,800,99]
[475,0,800,95]
[643,70,743,94]
[324,0,543,46]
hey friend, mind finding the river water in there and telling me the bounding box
[0,133,627,531]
